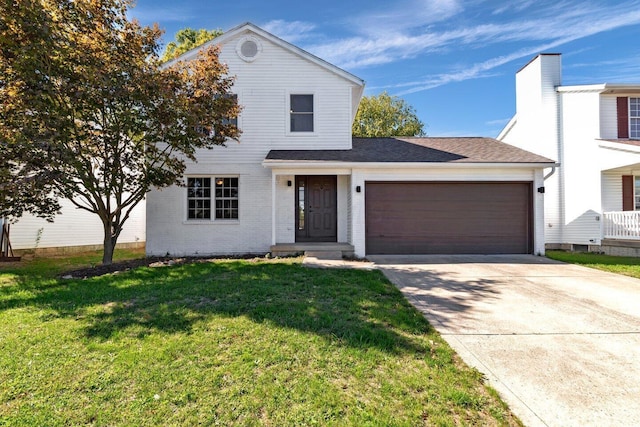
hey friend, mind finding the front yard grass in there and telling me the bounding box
[546,250,640,279]
[1,252,519,426]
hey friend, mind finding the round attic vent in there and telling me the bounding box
[236,37,261,62]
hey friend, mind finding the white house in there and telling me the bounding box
[498,53,640,256]
[7,198,145,255]
[146,23,555,258]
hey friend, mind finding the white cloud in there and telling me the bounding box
[350,0,463,36]
[261,20,317,43]
[486,118,512,126]
[296,0,640,94]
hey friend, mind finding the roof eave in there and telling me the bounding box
[557,83,640,94]
[262,160,558,169]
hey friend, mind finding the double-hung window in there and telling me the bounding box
[630,98,640,139]
[214,177,239,219]
[290,94,314,132]
[193,94,239,137]
[187,177,239,220]
[187,178,211,219]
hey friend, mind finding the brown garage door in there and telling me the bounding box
[365,182,532,254]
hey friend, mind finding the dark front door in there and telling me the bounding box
[296,175,337,242]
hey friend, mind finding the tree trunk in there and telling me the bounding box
[102,222,118,265]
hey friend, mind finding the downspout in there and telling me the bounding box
[544,165,557,180]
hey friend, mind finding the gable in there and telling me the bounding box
[165,22,364,125]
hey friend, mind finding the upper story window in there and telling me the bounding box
[221,93,239,128]
[290,94,314,132]
[630,98,640,139]
[193,93,239,137]
[617,97,640,139]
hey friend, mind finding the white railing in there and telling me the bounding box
[603,211,640,240]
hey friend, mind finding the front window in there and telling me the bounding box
[187,177,239,220]
[630,98,640,139]
[635,176,640,210]
[214,177,239,219]
[187,178,211,219]
[290,94,314,132]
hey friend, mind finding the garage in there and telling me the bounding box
[365,182,533,254]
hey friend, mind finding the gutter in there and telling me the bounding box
[262,160,558,170]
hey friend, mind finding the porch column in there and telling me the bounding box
[534,168,546,255]
[351,170,366,257]
[271,171,277,246]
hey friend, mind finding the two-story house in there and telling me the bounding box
[499,54,640,256]
[146,23,554,258]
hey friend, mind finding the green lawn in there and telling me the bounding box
[546,250,640,279]
[1,251,519,426]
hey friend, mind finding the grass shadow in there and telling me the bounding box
[2,260,435,355]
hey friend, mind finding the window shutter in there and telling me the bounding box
[622,175,634,211]
[617,97,629,138]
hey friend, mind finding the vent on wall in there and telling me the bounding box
[236,36,261,62]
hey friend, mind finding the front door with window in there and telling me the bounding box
[295,175,337,242]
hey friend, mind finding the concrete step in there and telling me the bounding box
[270,242,354,257]
[304,250,343,260]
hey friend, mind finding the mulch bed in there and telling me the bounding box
[60,253,270,279]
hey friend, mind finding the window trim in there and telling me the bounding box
[185,175,240,222]
[629,97,640,139]
[286,92,316,135]
[186,177,212,221]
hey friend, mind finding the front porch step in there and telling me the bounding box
[304,250,343,260]
[270,242,354,258]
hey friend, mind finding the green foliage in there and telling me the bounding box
[352,92,425,137]
[0,255,520,425]
[0,0,240,264]
[161,27,222,62]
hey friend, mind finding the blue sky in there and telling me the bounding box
[130,0,640,137]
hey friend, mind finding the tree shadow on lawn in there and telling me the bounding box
[3,261,449,354]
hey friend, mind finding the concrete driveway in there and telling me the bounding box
[368,255,640,427]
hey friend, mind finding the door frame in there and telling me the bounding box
[295,175,337,242]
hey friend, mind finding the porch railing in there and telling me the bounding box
[603,211,640,240]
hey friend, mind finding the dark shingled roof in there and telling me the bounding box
[265,137,555,164]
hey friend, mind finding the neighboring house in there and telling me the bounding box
[146,23,555,258]
[8,198,145,254]
[498,53,640,256]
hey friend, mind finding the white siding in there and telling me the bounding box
[146,163,272,256]
[191,31,357,166]
[600,95,618,139]
[146,28,363,256]
[560,91,603,244]
[602,173,623,212]
[10,198,145,250]
[499,55,563,245]
[505,54,561,161]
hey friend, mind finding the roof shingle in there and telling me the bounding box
[265,137,555,164]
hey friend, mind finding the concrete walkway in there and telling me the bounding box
[367,255,640,427]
